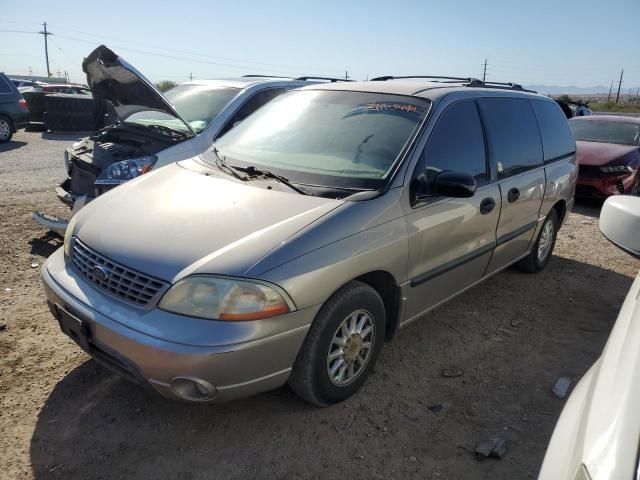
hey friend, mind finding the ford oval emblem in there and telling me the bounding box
[92,265,109,282]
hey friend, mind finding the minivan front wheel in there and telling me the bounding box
[0,116,13,143]
[517,209,559,273]
[288,281,385,406]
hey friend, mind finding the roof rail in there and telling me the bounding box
[371,75,482,84]
[371,75,536,93]
[242,74,291,79]
[295,76,352,83]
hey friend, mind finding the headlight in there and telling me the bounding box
[94,156,157,185]
[158,276,293,321]
[63,214,78,257]
[600,165,632,174]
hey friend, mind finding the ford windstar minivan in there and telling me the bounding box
[42,76,577,406]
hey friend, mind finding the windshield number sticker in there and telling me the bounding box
[364,103,418,113]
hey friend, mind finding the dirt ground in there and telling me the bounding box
[1,130,639,480]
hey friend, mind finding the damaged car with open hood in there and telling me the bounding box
[33,45,334,234]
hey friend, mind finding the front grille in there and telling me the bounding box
[71,239,167,306]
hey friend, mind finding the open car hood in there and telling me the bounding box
[82,45,196,136]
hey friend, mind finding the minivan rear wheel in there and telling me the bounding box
[0,116,13,143]
[517,209,559,273]
[288,281,385,406]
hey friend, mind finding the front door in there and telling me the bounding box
[403,99,500,323]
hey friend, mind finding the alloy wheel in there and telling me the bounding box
[0,119,10,141]
[537,219,554,263]
[326,309,375,386]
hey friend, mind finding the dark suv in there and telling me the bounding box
[0,73,29,143]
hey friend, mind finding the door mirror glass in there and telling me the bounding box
[599,196,640,257]
[432,171,477,198]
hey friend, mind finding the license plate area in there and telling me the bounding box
[55,304,91,351]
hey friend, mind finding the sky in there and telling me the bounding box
[1,0,639,91]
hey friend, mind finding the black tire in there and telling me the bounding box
[0,115,13,143]
[517,209,559,273]
[288,281,386,406]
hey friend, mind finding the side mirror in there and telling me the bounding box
[432,171,477,198]
[599,196,640,258]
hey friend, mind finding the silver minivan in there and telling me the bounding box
[42,77,577,405]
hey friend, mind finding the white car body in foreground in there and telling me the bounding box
[539,196,640,480]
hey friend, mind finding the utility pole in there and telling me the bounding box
[56,69,62,78]
[607,81,613,102]
[615,68,623,103]
[28,66,32,77]
[482,59,487,82]
[344,70,349,81]
[189,72,193,81]
[38,22,53,78]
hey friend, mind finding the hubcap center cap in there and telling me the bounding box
[344,334,363,363]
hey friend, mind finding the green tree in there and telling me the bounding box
[155,80,177,93]
[557,94,573,103]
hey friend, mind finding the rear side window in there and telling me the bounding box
[531,100,575,161]
[0,77,12,94]
[423,99,487,187]
[478,97,543,178]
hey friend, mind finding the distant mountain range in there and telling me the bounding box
[523,84,638,95]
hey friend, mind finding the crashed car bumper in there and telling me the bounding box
[41,248,315,402]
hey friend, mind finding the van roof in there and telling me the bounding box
[301,77,552,102]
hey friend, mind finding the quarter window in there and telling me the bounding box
[423,100,487,188]
[0,78,12,94]
[531,100,576,161]
[477,97,543,178]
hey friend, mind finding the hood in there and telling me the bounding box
[73,162,344,282]
[576,140,639,166]
[82,45,196,136]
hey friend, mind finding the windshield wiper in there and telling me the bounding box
[211,145,248,181]
[236,165,311,195]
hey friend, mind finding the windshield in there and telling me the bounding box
[213,90,430,190]
[126,84,240,134]
[570,120,640,146]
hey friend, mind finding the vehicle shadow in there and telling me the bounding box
[29,255,636,480]
[29,232,63,257]
[0,140,27,153]
[572,198,603,219]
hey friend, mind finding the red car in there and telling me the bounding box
[571,116,640,197]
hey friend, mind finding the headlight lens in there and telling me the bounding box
[63,214,78,257]
[158,276,292,321]
[94,156,157,185]
[600,165,632,174]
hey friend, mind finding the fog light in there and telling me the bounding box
[170,377,217,402]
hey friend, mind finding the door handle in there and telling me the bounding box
[507,187,520,203]
[479,197,495,215]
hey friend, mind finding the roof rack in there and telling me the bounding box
[370,75,536,93]
[242,74,291,78]
[295,76,352,83]
[371,75,481,84]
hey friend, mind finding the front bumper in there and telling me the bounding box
[576,172,636,198]
[42,248,318,402]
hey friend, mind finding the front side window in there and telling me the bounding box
[570,119,640,146]
[214,90,430,190]
[422,100,487,189]
[478,97,543,178]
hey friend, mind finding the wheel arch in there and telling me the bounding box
[352,270,402,341]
